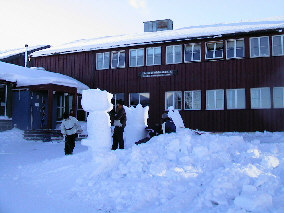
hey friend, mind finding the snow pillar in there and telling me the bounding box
[81,89,113,153]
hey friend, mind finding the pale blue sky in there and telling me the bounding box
[0,0,283,51]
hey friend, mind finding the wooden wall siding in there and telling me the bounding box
[32,34,284,132]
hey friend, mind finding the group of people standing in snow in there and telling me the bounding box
[60,100,176,155]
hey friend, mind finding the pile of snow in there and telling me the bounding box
[1,128,284,213]
[124,104,149,148]
[0,61,89,93]
[168,106,185,132]
[31,18,284,57]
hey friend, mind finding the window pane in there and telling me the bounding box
[96,53,103,70]
[273,36,282,56]
[261,87,271,108]
[236,40,244,58]
[193,91,201,109]
[193,44,201,61]
[130,50,136,67]
[166,46,174,64]
[184,91,192,109]
[174,45,182,63]
[226,90,234,109]
[227,40,235,59]
[166,92,174,109]
[184,44,192,62]
[112,52,118,68]
[216,90,224,109]
[206,43,214,59]
[146,48,153,66]
[215,42,223,58]
[119,51,125,67]
[174,91,182,109]
[206,90,215,109]
[140,93,150,107]
[273,87,284,108]
[154,47,161,65]
[251,38,259,57]
[130,93,139,106]
[137,49,144,66]
[104,52,109,69]
[251,88,260,108]
[260,37,269,56]
[237,89,246,109]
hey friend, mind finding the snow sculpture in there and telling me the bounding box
[124,104,149,148]
[81,89,113,152]
[167,106,185,132]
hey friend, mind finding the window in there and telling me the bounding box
[205,41,224,59]
[111,50,125,68]
[272,35,284,56]
[250,87,271,109]
[273,87,284,108]
[226,39,245,59]
[250,36,270,58]
[96,52,110,70]
[57,94,66,119]
[129,93,150,107]
[165,91,182,110]
[184,43,201,62]
[146,47,161,66]
[184,90,201,110]
[226,89,246,109]
[0,84,7,116]
[206,89,224,110]
[166,45,182,64]
[112,93,125,107]
[130,49,144,67]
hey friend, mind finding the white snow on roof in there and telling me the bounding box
[0,45,50,59]
[0,62,89,93]
[32,18,284,57]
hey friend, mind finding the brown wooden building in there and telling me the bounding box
[31,19,284,132]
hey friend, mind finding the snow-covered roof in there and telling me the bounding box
[0,62,89,93]
[31,18,284,57]
[0,45,50,59]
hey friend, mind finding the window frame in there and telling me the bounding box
[226,38,245,59]
[166,45,183,64]
[146,46,161,66]
[272,35,284,56]
[273,87,284,108]
[96,52,110,70]
[250,87,271,109]
[129,48,144,67]
[129,92,150,107]
[165,91,182,110]
[184,90,201,110]
[184,43,201,62]
[205,41,224,60]
[250,36,270,58]
[206,89,224,110]
[226,88,246,110]
[111,50,126,69]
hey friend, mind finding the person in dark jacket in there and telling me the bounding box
[161,113,176,134]
[112,100,127,150]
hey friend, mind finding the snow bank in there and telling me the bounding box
[168,106,185,132]
[1,129,284,213]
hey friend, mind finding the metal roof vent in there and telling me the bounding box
[144,19,173,32]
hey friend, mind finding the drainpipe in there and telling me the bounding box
[25,44,28,67]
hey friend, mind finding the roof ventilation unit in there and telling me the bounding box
[144,19,173,32]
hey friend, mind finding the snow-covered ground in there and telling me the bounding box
[0,128,284,213]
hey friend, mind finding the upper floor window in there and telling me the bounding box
[184,43,201,62]
[226,88,246,109]
[273,87,284,108]
[250,87,271,109]
[206,89,224,110]
[166,45,182,64]
[96,52,110,70]
[205,41,224,59]
[250,36,270,58]
[129,93,150,107]
[111,50,125,69]
[165,91,182,110]
[146,47,161,66]
[226,39,244,59]
[130,49,144,67]
[272,35,284,56]
[184,90,201,110]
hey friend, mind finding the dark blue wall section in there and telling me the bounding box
[12,91,31,130]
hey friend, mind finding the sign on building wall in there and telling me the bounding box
[139,70,177,78]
